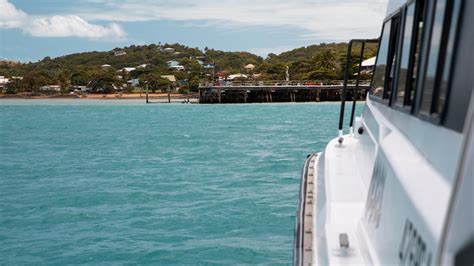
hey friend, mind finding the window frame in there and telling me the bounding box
[414,0,458,124]
[442,0,469,132]
[369,0,463,131]
[369,10,403,105]
[392,0,422,114]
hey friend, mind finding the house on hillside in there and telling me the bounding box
[119,67,136,73]
[244,64,255,72]
[127,79,140,87]
[170,65,185,71]
[167,61,185,71]
[71,85,88,92]
[163,47,175,53]
[227,74,248,81]
[0,76,9,90]
[114,51,127,56]
[361,57,376,73]
[101,64,111,68]
[161,75,177,83]
[136,64,148,69]
[167,60,180,67]
[39,85,62,93]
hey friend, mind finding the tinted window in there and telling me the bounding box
[384,16,401,101]
[408,1,425,106]
[371,20,391,98]
[420,0,447,113]
[395,3,416,106]
[437,0,460,115]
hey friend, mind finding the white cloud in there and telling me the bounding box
[79,0,388,41]
[0,0,125,40]
[0,0,27,28]
[27,16,125,39]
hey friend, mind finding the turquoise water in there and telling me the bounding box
[0,100,363,264]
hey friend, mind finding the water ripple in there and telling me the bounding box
[0,101,362,264]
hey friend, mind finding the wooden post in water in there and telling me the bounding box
[167,85,171,103]
[266,91,269,102]
[244,91,248,103]
[186,81,190,103]
[269,91,273,102]
[218,88,221,103]
[145,83,149,104]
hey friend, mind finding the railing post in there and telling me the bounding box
[349,42,366,136]
[338,40,353,141]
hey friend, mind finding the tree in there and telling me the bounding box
[21,72,49,92]
[308,49,338,80]
[56,69,71,93]
[89,70,120,94]
[140,73,171,92]
[263,62,287,80]
[5,79,24,93]
[71,71,91,86]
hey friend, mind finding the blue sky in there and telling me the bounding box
[0,0,388,62]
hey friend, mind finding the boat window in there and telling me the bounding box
[419,0,448,114]
[436,0,460,115]
[395,3,417,106]
[407,1,425,106]
[443,0,469,132]
[371,15,400,100]
[371,20,392,98]
[384,15,401,101]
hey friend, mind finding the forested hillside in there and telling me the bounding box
[0,42,377,93]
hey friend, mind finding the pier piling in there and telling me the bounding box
[198,82,370,104]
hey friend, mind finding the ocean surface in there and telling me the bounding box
[0,100,363,264]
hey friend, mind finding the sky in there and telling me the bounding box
[0,0,388,62]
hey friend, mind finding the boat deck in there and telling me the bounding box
[295,135,370,265]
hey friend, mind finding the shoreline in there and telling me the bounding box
[0,93,196,100]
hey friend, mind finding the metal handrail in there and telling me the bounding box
[338,39,379,142]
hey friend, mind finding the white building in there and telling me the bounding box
[127,79,140,87]
[161,75,177,83]
[361,56,376,73]
[39,85,61,92]
[227,74,248,80]
[163,47,175,53]
[244,64,255,71]
[119,67,136,73]
[170,65,185,71]
[114,51,127,56]
[167,60,180,67]
[0,76,9,89]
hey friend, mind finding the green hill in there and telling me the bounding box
[0,42,377,93]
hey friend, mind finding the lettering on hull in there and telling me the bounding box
[399,219,432,266]
[365,157,387,228]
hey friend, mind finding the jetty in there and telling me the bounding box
[198,80,370,103]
